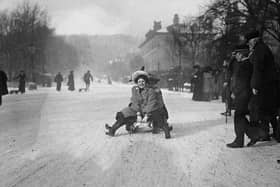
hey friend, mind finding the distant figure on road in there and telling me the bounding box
[107,75,112,85]
[0,68,8,106]
[54,72,63,91]
[191,65,203,101]
[67,70,75,91]
[83,70,93,91]
[15,70,26,94]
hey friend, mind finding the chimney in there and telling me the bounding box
[153,21,162,31]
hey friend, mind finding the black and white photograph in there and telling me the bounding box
[0,0,280,186]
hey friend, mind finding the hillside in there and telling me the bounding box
[63,34,141,72]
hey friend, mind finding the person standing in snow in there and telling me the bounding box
[83,70,93,91]
[226,44,266,148]
[67,70,75,91]
[245,30,280,144]
[0,68,8,106]
[191,65,203,101]
[54,72,63,91]
[15,70,26,94]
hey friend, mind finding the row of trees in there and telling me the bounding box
[169,0,280,71]
[0,1,79,81]
[201,0,280,66]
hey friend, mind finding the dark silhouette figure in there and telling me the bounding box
[0,69,8,106]
[67,70,75,91]
[15,70,26,94]
[54,72,63,91]
[192,65,203,101]
[83,70,93,91]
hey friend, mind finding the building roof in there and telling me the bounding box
[138,30,169,48]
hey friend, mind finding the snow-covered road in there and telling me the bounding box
[0,83,279,187]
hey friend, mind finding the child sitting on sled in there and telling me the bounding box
[105,70,172,139]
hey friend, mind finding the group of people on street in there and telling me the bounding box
[191,66,221,102]
[224,30,280,148]
[105,69,172,139]
[190,30,280,148]
[54,70,94,92]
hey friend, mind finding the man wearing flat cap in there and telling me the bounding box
[245,30,280,144]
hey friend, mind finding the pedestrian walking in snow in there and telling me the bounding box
[54,72,63,91]
[83,70,93,91]
[192,65,203,101]
[15,70,26,94]
[67,70,75,91]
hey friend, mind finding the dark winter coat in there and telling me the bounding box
[0,70,8,96]
[83,72,93,83]
[55,74,63,83]
[16,73,26,93]
[249,40,279,118]
[0,70,8,106]
[192,71,203,101]
[67,73,75,91]
[121,86,160,118]
[149,85,169,119]
[230,59,253,112]
[250,40,278,90]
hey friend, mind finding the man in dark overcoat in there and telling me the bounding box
[54,72,63,91]
[83,70,93,91]
[226,45,266,148]
[0,68,8,106]
[245,30,279,144]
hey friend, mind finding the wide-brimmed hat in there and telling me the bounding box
[131,70,149,83]
[245,30,260,42]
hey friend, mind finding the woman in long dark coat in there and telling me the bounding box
[246,30,279,142]
[67,70,75,91]
[192,65,203,101]
[16,70,26,94]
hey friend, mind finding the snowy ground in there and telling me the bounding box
[0,82,280,187]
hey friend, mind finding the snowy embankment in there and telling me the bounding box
[0,82,279,187]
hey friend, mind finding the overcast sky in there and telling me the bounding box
[0,0,210,36]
